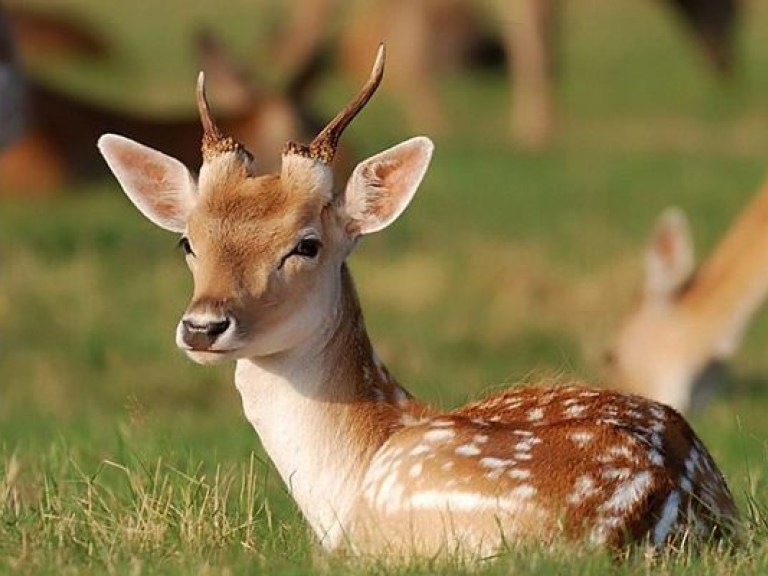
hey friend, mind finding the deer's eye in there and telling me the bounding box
[291,238,321,259]
[178,236,195,256]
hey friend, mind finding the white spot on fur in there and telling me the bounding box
[527,407,544,421]
[568,430,594,448]
[455,444,481,457]
[509,484,536,500]
[514,440,532,452]
[603,471,652,512]
[567,474,598,505]
[423,429,455,443]
[565,404,586,418]
[410,444,431,457]
[648,449,664,467]
[602,468,631,481]
[473,434,489,444]
[375,471,401,511]
[480,457,512,469]
[440,461,454,472]
[602,404,619,416]
[684,448,701,478]
[607,445,634,460]
[409,462,423,478]
[509,469,531,480]
[430,420,455,428]
[653,491,681,544]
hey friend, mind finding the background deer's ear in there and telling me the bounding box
[644,207,695,300]
[98,134,198,233]
[343,136,433,236]
[194,29,255,112]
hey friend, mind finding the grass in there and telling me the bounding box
[3,0,768,572]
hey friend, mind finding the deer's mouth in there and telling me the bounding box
[182,347,241,365]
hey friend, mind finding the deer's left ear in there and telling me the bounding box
[644,207,695,301]
[343,136,433,236]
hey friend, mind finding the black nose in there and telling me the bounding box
[181,316,231,349]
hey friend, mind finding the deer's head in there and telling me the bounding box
[99,46,433,364]
[604,208,716,411]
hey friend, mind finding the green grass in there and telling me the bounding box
[3,0,768,572]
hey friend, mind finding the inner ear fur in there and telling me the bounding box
[98,133,198,233]
[644,207,695,300]
[344,136,433,236]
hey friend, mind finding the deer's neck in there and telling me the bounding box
[682,181,768,356]
[234,264,430,548]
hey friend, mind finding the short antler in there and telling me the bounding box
[197,71,249,163]
[284,43,385,164]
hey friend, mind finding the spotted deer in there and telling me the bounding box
[606,177,768,413]
[98,46,737,558]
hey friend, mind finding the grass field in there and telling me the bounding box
[3,0,768,573]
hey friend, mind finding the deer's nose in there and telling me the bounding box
[179,315,232,350]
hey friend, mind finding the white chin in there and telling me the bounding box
[183,349,237,365]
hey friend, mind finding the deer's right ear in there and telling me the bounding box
[98,134,198,233]
[644,207,695,300]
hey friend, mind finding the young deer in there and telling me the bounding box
[607,178,768,413]
[98,46,737,557]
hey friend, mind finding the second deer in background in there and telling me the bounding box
[606,177,768,413]
[0,6,334,194]
[289,0,739,148]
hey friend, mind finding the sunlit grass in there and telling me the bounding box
[2,439,768,574]
[3,0,768,572]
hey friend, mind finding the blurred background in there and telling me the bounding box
[1,0,768,571]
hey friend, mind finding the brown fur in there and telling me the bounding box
[610,177,768,410]
[182,157,738,550]
[100,49,739,557]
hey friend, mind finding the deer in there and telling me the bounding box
[317,0,738,147]
[97,45,738,558]
[5,3,110,62]
[0,9,330,194]
[606,177,768,413]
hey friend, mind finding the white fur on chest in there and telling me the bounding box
[234,358,363,548]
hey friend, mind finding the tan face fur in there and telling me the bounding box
[98,131,433,365]
[177,153,343,362]
[605,208,709,411]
